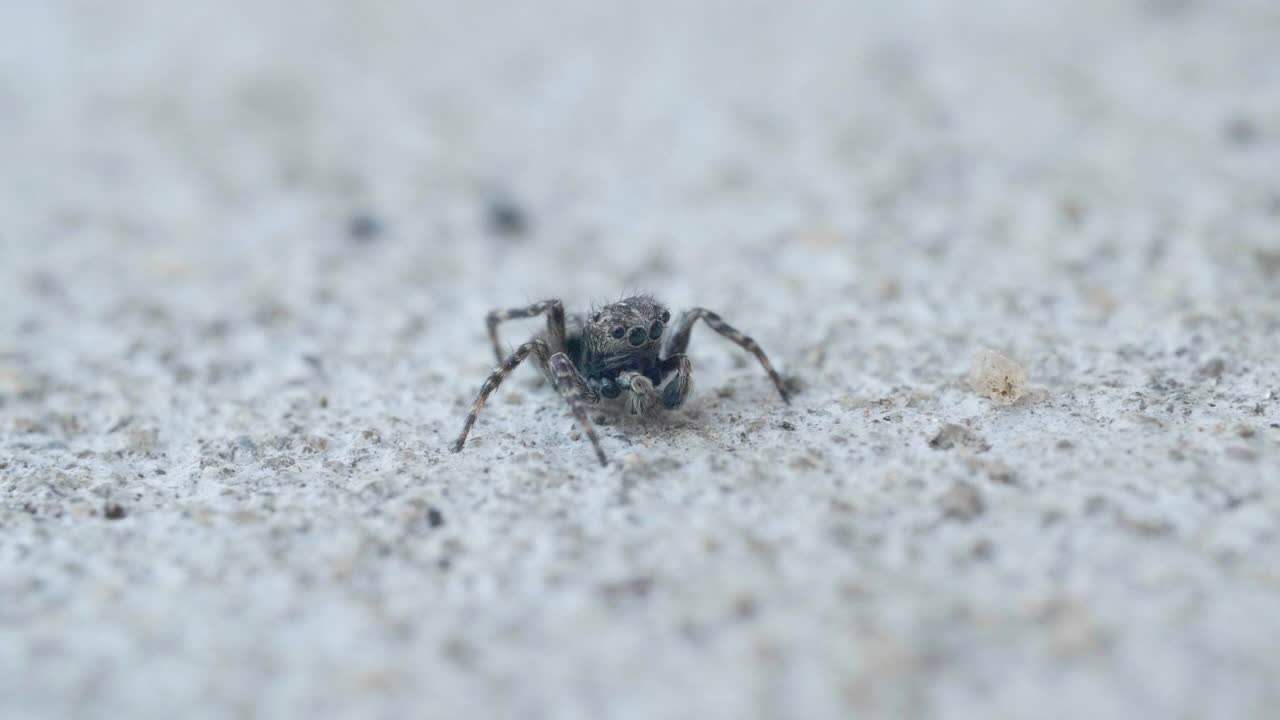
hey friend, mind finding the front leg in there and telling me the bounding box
[486,299,567,365]
[452,341,609,466]
[548,353,608,466]
[663,308,790,404]
[659,353,693,409]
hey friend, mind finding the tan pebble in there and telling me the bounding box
[968,348,1027,405]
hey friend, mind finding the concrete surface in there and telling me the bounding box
[3,1,1279,718]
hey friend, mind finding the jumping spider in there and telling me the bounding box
[451,295,791,465]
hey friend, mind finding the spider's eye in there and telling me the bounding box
[611,326,625,339]
[591,312,601,323]
[649,320,664,340]
[660,310,670,323]
[628,327,647,346]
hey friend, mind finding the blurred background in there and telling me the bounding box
[2,1,1279,718]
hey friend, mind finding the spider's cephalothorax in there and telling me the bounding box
[451,295,790,466]
[576,295,670,397]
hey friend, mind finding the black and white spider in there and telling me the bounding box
[451,295,790,466]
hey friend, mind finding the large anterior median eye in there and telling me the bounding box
[611,326,625,339]
[628,327,647,346]
[649,320,664,339]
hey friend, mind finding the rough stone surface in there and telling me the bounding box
[3,1,1279,718]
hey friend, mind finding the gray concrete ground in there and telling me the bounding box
[2,1,1279,718]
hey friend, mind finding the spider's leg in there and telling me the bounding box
[451,340,609,466]
[486,299,567,365]
[662,308,790,404]
[658,353,693,409]
[618,370,662,416]
[452,339,554,453]
[549,353,608,466]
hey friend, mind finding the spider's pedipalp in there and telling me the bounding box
[618,371,661,416]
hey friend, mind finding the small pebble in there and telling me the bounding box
[968,349,1027,405]
[929,424,989,452]
[940,481,984,521]
[1225,446,1258,463]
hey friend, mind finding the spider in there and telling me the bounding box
[450,295,791,466]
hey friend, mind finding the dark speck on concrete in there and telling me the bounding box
[1224,115,1260,147]
[347,212,384,242]
[427,507,445,528]
[104,502,127,520]
[1197,357,1226,381]
[485,193,528,237]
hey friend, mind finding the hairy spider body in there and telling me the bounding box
[452,295,789,466]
